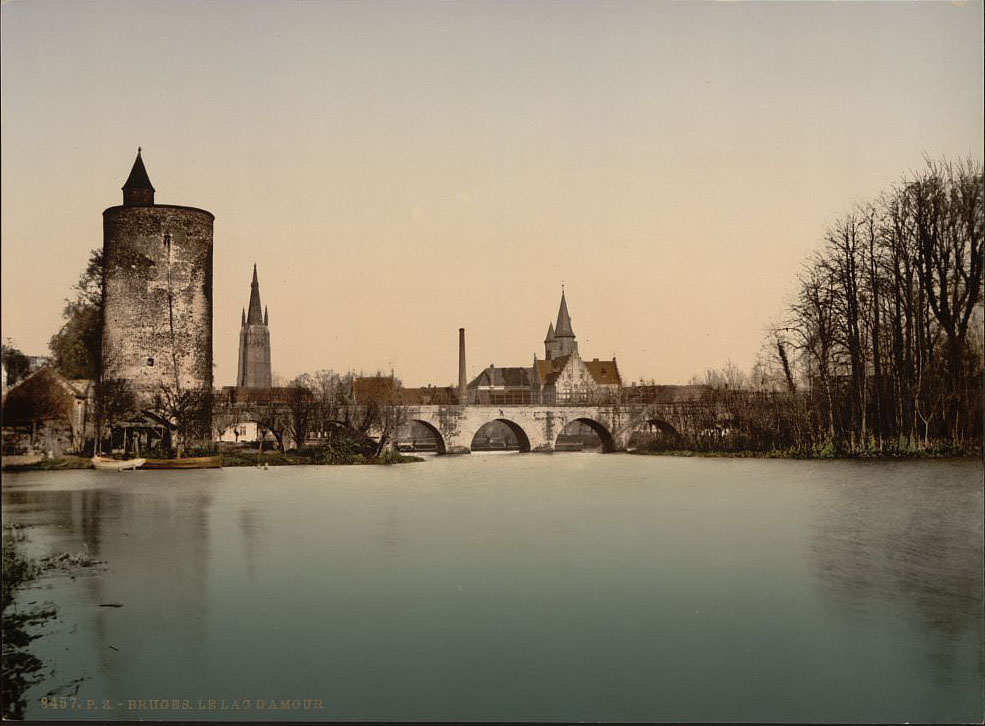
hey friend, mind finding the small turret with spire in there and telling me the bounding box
[122,147,155,206]
[544,321,557,360]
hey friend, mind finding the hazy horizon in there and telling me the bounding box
[2,0,983,387]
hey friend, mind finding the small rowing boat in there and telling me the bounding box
[140,455,222,470]
[91,456,145,471]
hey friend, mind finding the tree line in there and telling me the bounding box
[679,159,982,455]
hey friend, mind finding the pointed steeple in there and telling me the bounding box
[241,308,246,326]
[246,264,264,324]
[264,306,268,326]
[554,289,574,338]
[122,148,155,206]
[544,322,556,343]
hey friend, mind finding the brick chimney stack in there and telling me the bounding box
[458,328,468,405]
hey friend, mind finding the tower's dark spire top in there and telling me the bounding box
[246,264,264,325]
[544,321,556,342]
[241,308,246,326]
[122,148,155,206]
[264,306,268,326]
[554,289,574,338]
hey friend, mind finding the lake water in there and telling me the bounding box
[2,454,983,722]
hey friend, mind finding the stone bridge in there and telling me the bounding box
[399,403,698,454]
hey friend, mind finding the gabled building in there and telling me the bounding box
[532,291,622,404]
[1,367,94,456]
[464,289,623,405]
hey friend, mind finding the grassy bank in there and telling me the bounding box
[219,448,424,467]
[1,450,423,472]
[628,444,981,460]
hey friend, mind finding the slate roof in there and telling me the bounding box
[468,366,533,389]
[554,291,575,338]
[122,150,155,192]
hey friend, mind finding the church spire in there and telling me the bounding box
[544,321,555,343]
[246,264,264,325]
[554,289,574,338]
[122,147,155,206]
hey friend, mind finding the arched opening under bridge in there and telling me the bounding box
[628,419,681,451]
[555,418,616,453]
[470,419,531,453]
[396,419,446,455]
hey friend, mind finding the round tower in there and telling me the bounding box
[101,150,214,403]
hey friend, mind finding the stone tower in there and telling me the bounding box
[236,264,272,389]
[545,290,578,359]
[101,150,214,404]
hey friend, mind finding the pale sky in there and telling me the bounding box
[2,0,983,387]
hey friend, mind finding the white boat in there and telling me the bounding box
[91,456,146,471]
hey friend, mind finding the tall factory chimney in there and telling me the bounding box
[458,328,468,405]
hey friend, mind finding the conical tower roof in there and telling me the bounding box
[544,322,556,343]
[246,264,264,325]
[122,148,155,192]
[554,290,574,338]
[121,148,155,205]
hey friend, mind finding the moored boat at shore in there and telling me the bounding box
[141,455,223,470]
[91,456,145,471]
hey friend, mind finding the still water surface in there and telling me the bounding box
[3,455,982,722]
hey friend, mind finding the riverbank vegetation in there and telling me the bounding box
[1,528,56,720]
[653,159,981,458]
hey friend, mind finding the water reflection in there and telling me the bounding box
[2,459,982,723]
[810,462,984,688]
[2,477,215,709]
[238,507,266,582]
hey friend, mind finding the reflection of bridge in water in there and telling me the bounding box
[397,403,705,454]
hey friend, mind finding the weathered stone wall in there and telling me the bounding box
[102,204,214,403]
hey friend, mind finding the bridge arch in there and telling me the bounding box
[469,418,531,453]
[644,418,679,437]
[406,419,447,455]
[556,417,616,453]
[627,418,681,451]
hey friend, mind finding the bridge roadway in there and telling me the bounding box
[401,403,685,453]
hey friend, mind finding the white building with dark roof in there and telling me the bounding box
[467,290,622,405]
